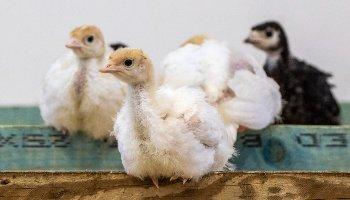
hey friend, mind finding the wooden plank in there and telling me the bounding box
[1,125,349,171]
[0,172,349,199]
[0,103,350,125]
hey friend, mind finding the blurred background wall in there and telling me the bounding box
[0,0,349,105]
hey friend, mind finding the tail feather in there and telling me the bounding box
[225,70,282,129]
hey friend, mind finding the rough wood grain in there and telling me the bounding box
[0,172,349,200]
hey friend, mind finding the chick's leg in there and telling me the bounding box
[238,126,248,133]
[151,177,159,188]
[182,178,192,184]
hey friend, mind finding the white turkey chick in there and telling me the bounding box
[100,48,236,188]
[162,35,282,131]
[40,25,125,140]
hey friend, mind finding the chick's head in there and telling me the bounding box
[244,21,288,52]
[181,35,208,46]
[66,25,105,58]
[100,48,153,85]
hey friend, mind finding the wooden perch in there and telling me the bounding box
[0,172,349,199]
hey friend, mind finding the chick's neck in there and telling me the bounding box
[127,70,157,141]
[72,53,104,106]
[267,45,291,68]
[271,34,290,64]
[72,59,90,107]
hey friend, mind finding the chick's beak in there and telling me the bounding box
[244,31,260,44]
[100,64,123,73]
[244,37,252,44]
[65,38,83,49]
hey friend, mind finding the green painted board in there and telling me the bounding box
[0,107,43,125]
[342,103,350,125]
[0,125,349,172]
[0,105,349,171]
[0,103,350,125]
[233,125,350,171]
[0,126,122,171]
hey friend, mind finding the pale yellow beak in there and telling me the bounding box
[244,31,260,44]
[100,64,124,73]
[65,38,83,49]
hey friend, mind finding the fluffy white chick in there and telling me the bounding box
[100,48,236,188]
[162,35,282,131]
[40,25,125,140]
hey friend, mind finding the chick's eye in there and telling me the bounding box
[86,35,94,43]
[124,59,133,67]
[265,30,273,38]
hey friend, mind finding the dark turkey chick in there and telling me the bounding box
[245,21,340,125]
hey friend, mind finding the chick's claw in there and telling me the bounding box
[182,178,189,184]
[170,176,178,182]
[61,127,70,136]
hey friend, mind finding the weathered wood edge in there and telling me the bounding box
[0,170,349,173]
[0,172,349,199]
[0,124,350,130]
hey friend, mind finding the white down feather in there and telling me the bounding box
[162,40,231,103]
[115,84,236,181]
[40,51,125,139]
[162,39,282,130]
